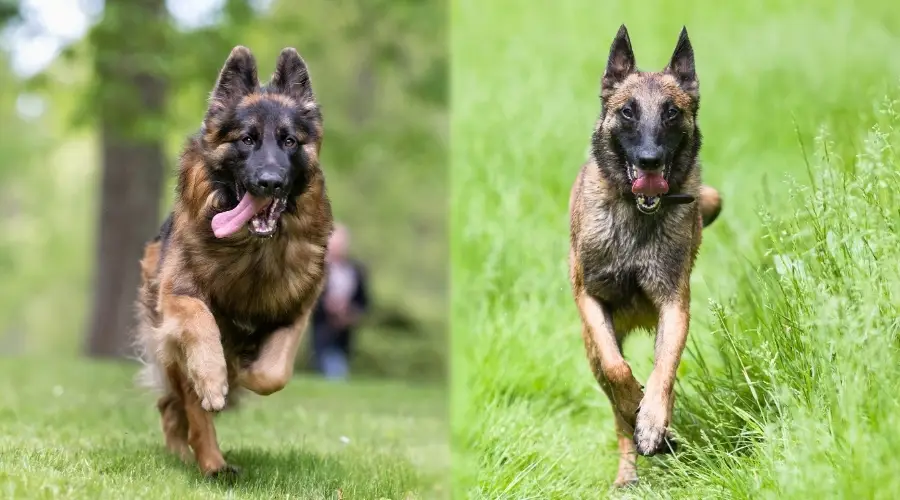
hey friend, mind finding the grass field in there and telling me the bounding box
[451,0,900,497]
[0,357,448,499]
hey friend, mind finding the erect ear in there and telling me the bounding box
[208,46,260,111]
[269,48,315,102]
[602,24,637,94]
[665,27,698,94]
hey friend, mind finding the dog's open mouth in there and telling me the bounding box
[210,183,288,239]
[628,165,669,215]
[248,197,287,237]
[635,194,661,214]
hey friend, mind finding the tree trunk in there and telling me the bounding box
[84,0,167,358]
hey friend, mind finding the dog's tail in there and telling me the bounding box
[699,185,722,228]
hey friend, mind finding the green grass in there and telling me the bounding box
[650,114,900,497]
[0,357,448,499]
[451,0,900,497]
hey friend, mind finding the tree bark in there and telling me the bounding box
[84,0,167,358]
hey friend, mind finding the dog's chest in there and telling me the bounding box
[215,314,288,363]
[201,237,325,319]
[578,209,687,307]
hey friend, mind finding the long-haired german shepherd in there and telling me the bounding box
[568,25,722,487]
[135,46,333,477]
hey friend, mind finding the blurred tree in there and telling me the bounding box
[83,0,169,358]
[0,0,17,25]
[0,2,21,290]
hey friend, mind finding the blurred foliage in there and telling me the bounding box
[81,0,171,142]
[0,0,17,25]
[0,0,447,382]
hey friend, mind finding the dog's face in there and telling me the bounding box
[592,25,701,214]
[202,46,323,238]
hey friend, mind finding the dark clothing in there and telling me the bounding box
[311,259,369,372]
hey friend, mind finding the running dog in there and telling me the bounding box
[135,45,333,477]
[568,25,722,487]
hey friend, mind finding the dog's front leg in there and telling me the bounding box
[237,298,316,395]
[634,297,690,456]
[577,292,643,487]
[161,294,229,412]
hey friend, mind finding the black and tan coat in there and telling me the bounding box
[134,46,333,477]
[568,25,722,487]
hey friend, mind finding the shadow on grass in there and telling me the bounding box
[92,445,425,499]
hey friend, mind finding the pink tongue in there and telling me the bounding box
[211,193,272,238]
[631,173,669,197]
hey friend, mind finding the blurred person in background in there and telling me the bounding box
[311,223,370,380]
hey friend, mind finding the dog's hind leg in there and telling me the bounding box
[634,297,689,456]
[577,292,643,487]
[237,293,318,395]
[156,379,191,463]
[166,364,238,478]
[609,411,639,487]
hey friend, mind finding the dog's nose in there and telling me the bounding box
[256,170,286,196]
[636,150,664,171]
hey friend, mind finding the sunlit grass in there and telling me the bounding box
[0,357,449,499]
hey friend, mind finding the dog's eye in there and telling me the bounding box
[284,137,297,148]
[620,107,635,120]
[241,136,254,146]
[665,107,680,120]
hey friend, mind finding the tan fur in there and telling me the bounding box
[699,185,722,227]
[569,28,723,486]
[236,302,318,396]
[570,159,705,486]
[135,85,332,477]
[604,73,695,115]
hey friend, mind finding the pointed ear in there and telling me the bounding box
[209,46,259,110]
[665,27,698,94]
[270,48,315,102]
[602,24,636,93]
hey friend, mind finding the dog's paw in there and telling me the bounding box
[612,467,639,488]
[633,405,677,456]
[197,380,229,412]
[613,476,639,488]
[205,463,241,482]
[186,355,229,412]
[634,427,678,456]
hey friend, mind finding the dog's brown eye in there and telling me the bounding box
[620,107,635,120]
[284,137,296,148]
[241,136,254,146]
[665,107,680,120]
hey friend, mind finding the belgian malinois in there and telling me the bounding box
[134,46,333,477]
[568,25,722,487]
